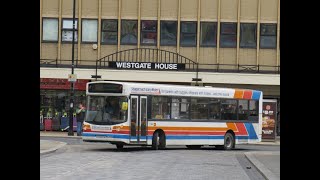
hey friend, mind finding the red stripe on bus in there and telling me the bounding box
[234,123,248,135]
[243,90,253,99]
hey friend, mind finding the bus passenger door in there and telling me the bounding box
[130,96,148,144]
[139,96,147,143]
[130,96,138,142]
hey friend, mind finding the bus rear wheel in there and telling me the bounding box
[223,132,235,150]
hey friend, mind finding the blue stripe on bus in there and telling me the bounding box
[244,123,258,139]
[164,135,225,140]
[235,136,248,140]
[252,91,261,100]
[83,132,258,140]
[82,133,129,139]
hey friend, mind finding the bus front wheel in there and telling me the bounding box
[116,144,123,149]
[152,131,166,150]
[186,145,202,149]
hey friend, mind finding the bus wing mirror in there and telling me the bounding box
[122,102,128,111]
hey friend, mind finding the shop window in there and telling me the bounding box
[200,22,217,47]
[62,19,78,42]
[151,96,171,119]
[40,90,86,119]
[82,19,98,43]
[121,20,138,45]
[260,23,277,49]
[160,21,177,46]
[180,22,197,46]
[220,22,237,48]
[141,20,157,45]
[240,23,257,48]
[42,18,58,42]
[101,19,118,44]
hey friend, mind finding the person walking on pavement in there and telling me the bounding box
[76,102,86,136]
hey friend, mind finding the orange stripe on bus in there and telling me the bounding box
[234,89,244,99]
[114,125,236,132]
[148,126,229,131]
[226,123,238,131]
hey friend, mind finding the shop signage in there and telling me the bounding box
[262,99,277,140]
[109,62,185,70]
[40,78,89,90]
[68,74,77,82]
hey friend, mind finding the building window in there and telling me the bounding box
[101,19,118,44]
[160,21,177,46]
[180,22,197,47]
[141,20,157,45]
[220,22,237,48]
[42,18,58,42]
[62,19,78,42]
[121,20,138,45]
[82,19,98,43]
[240,23,257,48]
[200,22,217,47]
[260,24,277,49]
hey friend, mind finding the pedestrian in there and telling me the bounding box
[76,102,86,136]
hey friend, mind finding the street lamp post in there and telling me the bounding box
[192,63,202,86]
[68,0,76,136]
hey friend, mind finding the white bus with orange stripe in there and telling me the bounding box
[82,81,262,150]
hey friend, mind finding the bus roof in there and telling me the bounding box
[87,81,262,100]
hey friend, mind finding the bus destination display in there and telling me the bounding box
[88,83,123,93]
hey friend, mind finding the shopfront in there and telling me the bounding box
[262,99,278,141]
[40,78,89,131]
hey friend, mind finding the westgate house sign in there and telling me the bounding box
[109,62,185,70]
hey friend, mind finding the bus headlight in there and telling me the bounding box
[83,124,91,131]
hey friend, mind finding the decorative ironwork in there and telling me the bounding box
[40,48,280,74]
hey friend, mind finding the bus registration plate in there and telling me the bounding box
[91,125,112,132]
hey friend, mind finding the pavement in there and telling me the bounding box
[40,131,280,179]
[40,140,67,155]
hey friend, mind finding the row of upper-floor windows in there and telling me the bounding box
[42,18,277,49]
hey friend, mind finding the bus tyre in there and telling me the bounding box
[152,131,160,150]
[116,144,123,149]
[159,133,166,150]
[186,145,202,149]
[223,132,235,150]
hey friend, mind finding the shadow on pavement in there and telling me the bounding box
[84,146,258,152]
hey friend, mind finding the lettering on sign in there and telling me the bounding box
[109,62,185,70]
